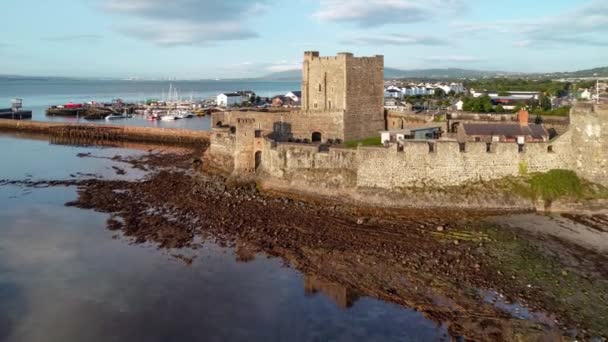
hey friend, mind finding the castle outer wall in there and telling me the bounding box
[258,104,607,192]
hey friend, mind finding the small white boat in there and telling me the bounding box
[160,115,177,121]
[173,109,193,119]
[105,113,130,121]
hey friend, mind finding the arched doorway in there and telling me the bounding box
[312,132,322,143]
[216,121,222,127]
[255,151,262,171]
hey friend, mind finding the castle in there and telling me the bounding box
[206,51,385,174]
[205,52,608,201]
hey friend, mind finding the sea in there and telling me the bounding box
[0,133,449,341]
[0,78,301,130]
[0,78,452,341]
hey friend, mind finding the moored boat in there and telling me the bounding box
[173,109,193,119]
[105,113,131,121]
[160,114,177,121]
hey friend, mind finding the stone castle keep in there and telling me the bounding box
[301,51,385,140]
[205,51,608,200]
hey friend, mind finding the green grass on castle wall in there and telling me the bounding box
[344,136,383,148]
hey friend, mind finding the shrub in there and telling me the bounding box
[518,161,528,175]
[529,170,582,202]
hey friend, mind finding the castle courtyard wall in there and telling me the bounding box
[259,105,607,191]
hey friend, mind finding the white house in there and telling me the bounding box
[579,89,592,100]
[384,86,402,98]
[470,89,484,97]
[455,100,464,111]
[285,91,302,102]
[216,93,243,107]
[380,130,410,144]
[401,87,414,96]
[449,82,465,94]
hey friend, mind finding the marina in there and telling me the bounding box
[0,78,299,131]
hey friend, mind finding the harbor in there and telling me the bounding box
[0,78,299,132]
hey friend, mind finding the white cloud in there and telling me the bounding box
[98,0,268,46]
[342,34,446,46]
[117,21,258,47]
[314,0,465,27]
[455,0,608,48]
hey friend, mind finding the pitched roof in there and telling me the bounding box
[287,91,302,97]
[220,92,242,97]
[462,123,548,139]
[410,125,443,132]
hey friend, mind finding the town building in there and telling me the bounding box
[285,91,302,103]
[457,109,549,144]
[380,125,443,144]
[216,93,243,107]
[271,96,287,107]
[579,89,592,100]
[455,100,464,111]
[490,96,534,110]
[384,86,402,98]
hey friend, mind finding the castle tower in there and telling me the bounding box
[301,51,385,141]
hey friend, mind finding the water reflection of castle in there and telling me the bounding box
[234,240,359,308]
[304,275,359,309]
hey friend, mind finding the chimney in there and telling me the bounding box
[518,108,529,126]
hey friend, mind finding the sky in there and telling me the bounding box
[0,0,606,79]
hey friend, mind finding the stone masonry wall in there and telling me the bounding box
[212,110,346,143]
[302,52,347,112]
[570,104,608,185]
[259,105,608,190]
[343,55,386,141]
[262,139,359,189]
[301,51,385,141]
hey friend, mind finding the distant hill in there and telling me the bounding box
[538,67,608,79]
[258,68,515,81]
[384,68,516,79]
[257,69,302,81]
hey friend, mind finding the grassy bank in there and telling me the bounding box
[344,136,383,148]
[507,169,608,203]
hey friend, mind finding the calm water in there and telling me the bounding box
[0,78,300,130]
[0,133,448,342]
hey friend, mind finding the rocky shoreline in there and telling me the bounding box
[2,147,607,341]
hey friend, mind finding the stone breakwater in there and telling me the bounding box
[0,119,210,146]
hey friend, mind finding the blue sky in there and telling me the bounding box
[0,0,606,79]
